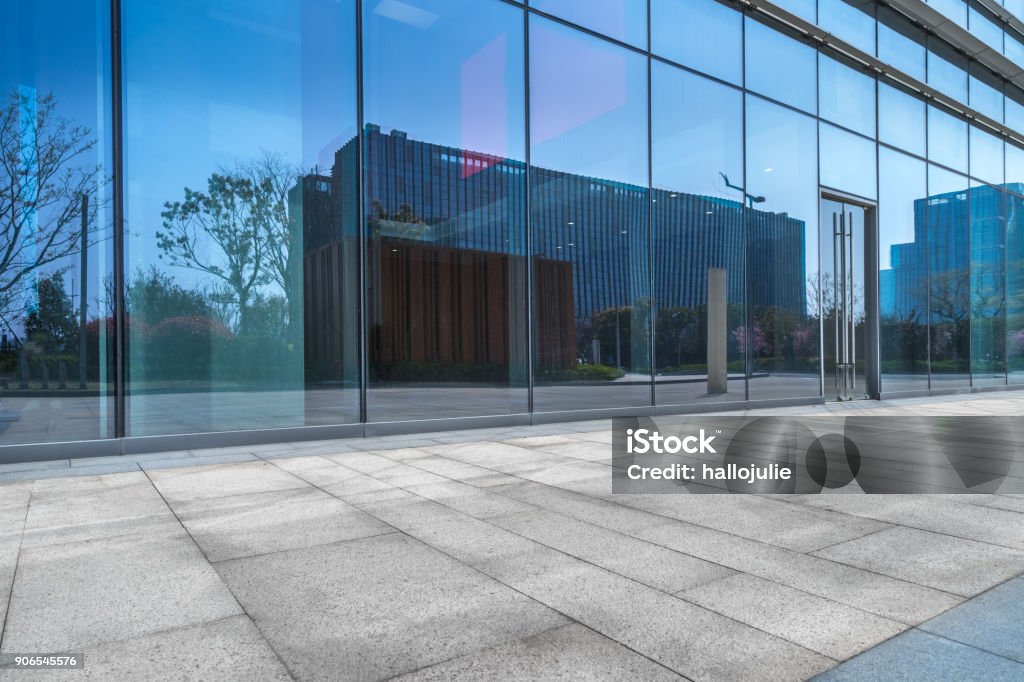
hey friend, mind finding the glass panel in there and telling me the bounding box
[364,0,527,421]
[745,96,820,400]
[819,0,876,56]
[928,105,968,173]
[879,149,929,392]
[819,54,876,137]
[878,6,926,82]
[928,0,968,28]
[772,0,816,21]
[1007,84,1024,132]
[745,18,816,114]
[970,181,1006,386]
[879,83,926,157]
[651,0,742,85]
[1006,191,1024,384]
[124,0,359,435]
[928,42,969,103]
[1008,143,1024,190]
[1006,29,1024,67]
[530,16,650,411]
[651,64,745,406]
[970,125,1004,185]
[969,68,1004,123]
[927,165,971,387]
[969,5,1004,49]
[820,124,877,200]
[529,0,647,48]
[0,1,114,445]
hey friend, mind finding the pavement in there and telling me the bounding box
[0,393,1022,680]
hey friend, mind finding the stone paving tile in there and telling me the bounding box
[361,496,832,680]
[0,459,70,474]
[617,493,890,553]
[32,615,292,681]
[172,486,395,562]
[393,623,684,681]
[489,508,736,593]
[815,629,1024,681]
[148,461,309,504]
[403,480,538,520]
[633,521,963,624]
[678,573,907,660]
[471,542,834,681]
[139,453,258,471]
[21,472,179,549]
[399,454,523,487]
[2,530,242,651]
[919,577,1024,663]
[813,526,1024,596]
[790,494,1024,550]
[215,532,567,681]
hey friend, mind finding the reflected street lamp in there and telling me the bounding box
[720,172,765,208]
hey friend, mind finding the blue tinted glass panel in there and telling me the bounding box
[879,148,929,391]
[970,180,1006,386]
[1008,143,1024,189]
[1007,85,1024,132]
[0,1,115,444]
[772,0,816,21]
[819,0,876,56]
[125,0,360,435]
[819,55,876,137]
[928,46,969,103]
[928,0,968,27]
[970,72,1004,123]
[364,0,528,421]
[820,124,877,200]
[745,19,816,114]
[928,105,968,172]
[878,7,926,81]
[651,64,745,405]
[1007,30,1024,66]
[879,83,926,157]
[969,6,1004,48]
[651,0,742,84]
[970,125,1004,185]
[927,165,971,386]
[530,0,647,48]
[530,16,651,411]
[745,96,819,400]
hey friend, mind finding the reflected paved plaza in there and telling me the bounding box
[0,393,1022,680]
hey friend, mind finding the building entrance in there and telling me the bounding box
[821,197,873,401]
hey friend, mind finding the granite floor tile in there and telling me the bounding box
[173,486,395,562]
[1,530,242,651]
[148,461,309,504]
[813,527,1024,596]
[679,573,907,660]
[215,533,567,681]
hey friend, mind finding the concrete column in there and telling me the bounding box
[707,268,727,394]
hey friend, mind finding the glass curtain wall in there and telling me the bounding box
[123,0,360,436]
[0,1,115,445]
[362,0,528,421]
[529,16,651,412]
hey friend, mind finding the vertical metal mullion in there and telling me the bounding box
[647,0,655,408]
[111,0,126,440]
[524,6,534,417]
[741,10,750,402]
[356,0,368,425]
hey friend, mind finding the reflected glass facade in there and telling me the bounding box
[7,0,1024,454]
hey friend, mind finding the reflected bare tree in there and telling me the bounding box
[0,90,103,321]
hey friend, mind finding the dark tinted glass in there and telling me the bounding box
[745,96,820,400]
[879,149,929,392]
[530,17,651,412]
[124,0,359,435]
[364,0,528,420]
[651,64,745,406]
[0,1,115,445]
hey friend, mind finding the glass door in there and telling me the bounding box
[821,198,867,401]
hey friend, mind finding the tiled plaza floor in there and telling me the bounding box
[1,393,1023,680]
